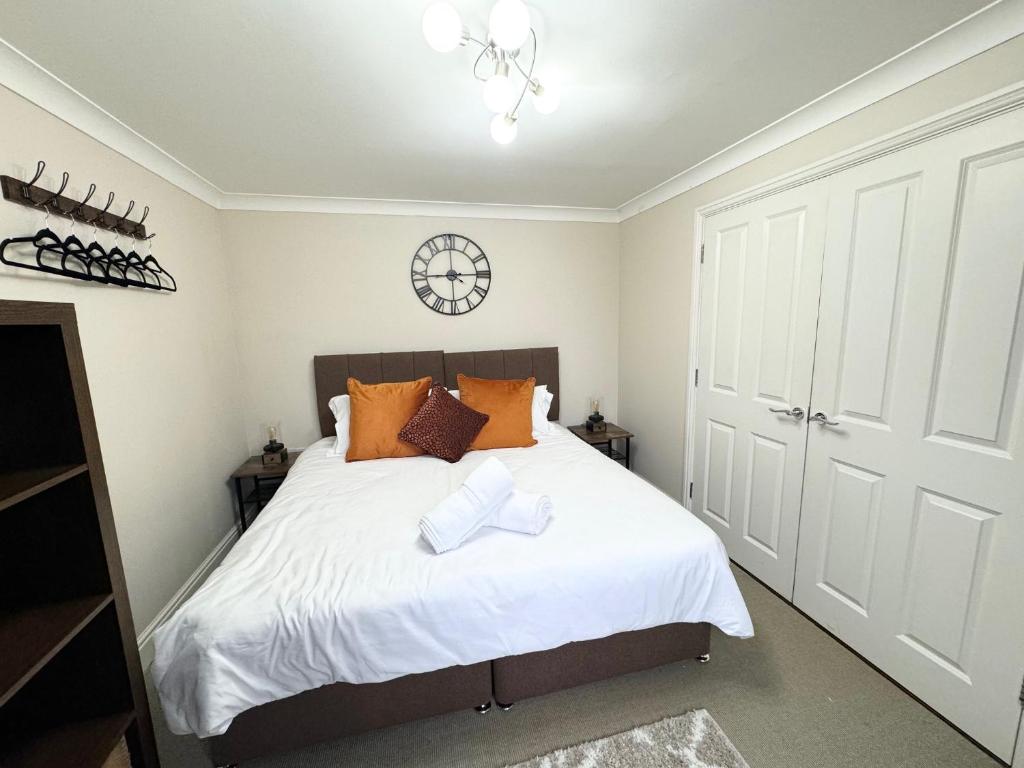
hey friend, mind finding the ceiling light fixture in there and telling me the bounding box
[422,0,559,144]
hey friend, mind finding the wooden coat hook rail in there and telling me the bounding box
[0,161,148,237]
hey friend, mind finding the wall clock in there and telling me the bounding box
[411,233,491,315]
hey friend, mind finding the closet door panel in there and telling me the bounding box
[926,145,1024,452]
[795,108,1024,761]
[832,176,917,426]
[692,182,827,597]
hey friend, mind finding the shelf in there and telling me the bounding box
[243,480,283,506]
[0,711,133,768]
[0,594,113,707]
[0,464,89,513]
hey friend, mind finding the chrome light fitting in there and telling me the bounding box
[422,0,560,144]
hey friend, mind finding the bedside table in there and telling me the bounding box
[568,423,634,469]
[231,451,302,533]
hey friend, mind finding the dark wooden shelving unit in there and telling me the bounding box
[0,300,159,768]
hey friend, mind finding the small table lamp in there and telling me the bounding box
[262,422,289,465]
[586,398,606,433]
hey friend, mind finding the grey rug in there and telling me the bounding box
[504,709,749,768]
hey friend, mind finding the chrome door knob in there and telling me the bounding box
[809,411,839,426]
[769,406,805,420]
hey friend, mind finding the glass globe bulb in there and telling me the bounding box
[532,82,560,114]
[488,0,530,50]
[490,114,518,144]
[422,2,463,53]
[483,73,515,114]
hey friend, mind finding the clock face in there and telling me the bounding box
[411,234,491,315]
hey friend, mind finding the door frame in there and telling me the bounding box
[682,80,1024,504]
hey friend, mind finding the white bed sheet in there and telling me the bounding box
[153,425,753,738]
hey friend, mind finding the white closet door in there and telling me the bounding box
[692,182,827,597]
[794,108,1024,761]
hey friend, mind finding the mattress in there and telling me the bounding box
[153,425,753,738]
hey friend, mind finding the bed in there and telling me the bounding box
[153,347,753,766]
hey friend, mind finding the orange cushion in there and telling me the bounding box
[457,374,538,450]
[346,376,432,461]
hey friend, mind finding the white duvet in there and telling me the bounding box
[153,425,753,738]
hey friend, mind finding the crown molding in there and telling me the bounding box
[219,193,620,223]
[0,37,225,208]
[616,0,1024,221]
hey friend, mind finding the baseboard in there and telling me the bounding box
[137,525,239,669]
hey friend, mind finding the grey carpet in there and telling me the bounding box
[147,567,1002,768]
[503,710,748,768]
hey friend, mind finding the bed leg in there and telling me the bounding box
[695,653,710,664]
[474,701,492,714]
[496,700,515,711]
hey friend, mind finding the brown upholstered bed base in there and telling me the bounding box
[207,622,710,766]
[492,622,711,705]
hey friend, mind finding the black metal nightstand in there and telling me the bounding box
[230,451,302,533]
[568,423,634,469]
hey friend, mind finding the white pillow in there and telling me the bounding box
[328,394,350,456]
[532,385,556,436]
[446,384,555,436]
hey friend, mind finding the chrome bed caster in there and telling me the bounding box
[474,701,492,714]
[496,700,515,711]
[695,653,710,664]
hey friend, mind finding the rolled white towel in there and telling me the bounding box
[419,457,514,554]
[488,490,553,535]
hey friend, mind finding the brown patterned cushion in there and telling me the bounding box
[399,384,490,463]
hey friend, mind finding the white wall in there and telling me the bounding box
[618,34,1024,499]
[0,84,248,630]
[220,212,620,452]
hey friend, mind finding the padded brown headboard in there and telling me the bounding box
[313,347,559,437]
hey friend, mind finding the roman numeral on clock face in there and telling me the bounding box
[416,284,432,300]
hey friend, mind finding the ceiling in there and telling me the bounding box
[0,0,996,208]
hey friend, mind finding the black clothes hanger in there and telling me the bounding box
[103,200,134,287]
[122,206,159,289]
[83,191,116,282]
[60,182,98,280]
[141,234,177,292]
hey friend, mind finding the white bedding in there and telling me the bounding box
[153,425,753,738]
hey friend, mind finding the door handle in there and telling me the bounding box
[809,411,839,426]
[769,406,805,420]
